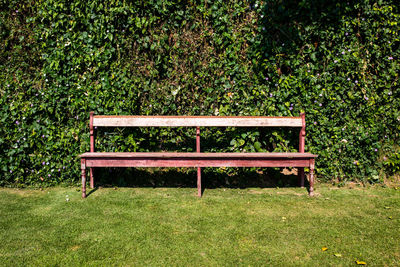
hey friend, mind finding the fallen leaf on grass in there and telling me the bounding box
[334,253,342,257]
[321,247,328,251]
[70,245,81,251]
[356,260,367,265]
[388,216,392,220]
[384,206,390,209]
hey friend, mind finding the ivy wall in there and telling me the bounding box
[1,0,399,186]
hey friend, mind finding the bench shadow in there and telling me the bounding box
[91,167,310,195]
[86,187,99,198]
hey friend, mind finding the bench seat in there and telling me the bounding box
[80,152,317,168]
[80,152,317,158]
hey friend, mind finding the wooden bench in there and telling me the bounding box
[79,112,317,198]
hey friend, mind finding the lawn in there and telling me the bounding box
[0,184,399,266]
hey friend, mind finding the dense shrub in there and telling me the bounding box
[1,0,399,186]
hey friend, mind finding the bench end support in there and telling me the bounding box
[81,159,87,198]
[90,169,94,189]
[309,159,315,197]
[197,167,202,197]
[196,127,202,197]
[90,111,95,189]
[298,168,305,188]
[298,113,306,188]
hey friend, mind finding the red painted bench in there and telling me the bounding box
[79,112,317,198]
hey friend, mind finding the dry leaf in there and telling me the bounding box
[356,260,367,265]
[334,253,342,257]
[321,247,328,251]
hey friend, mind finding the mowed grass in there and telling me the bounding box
[0,185,399,266]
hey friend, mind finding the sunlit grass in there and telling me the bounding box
[0,184,399,266]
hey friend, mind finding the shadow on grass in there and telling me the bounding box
[91,167,309,191]
[86,187,98,198]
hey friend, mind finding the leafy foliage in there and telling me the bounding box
[1,0,399,186]
[384,151,400,174]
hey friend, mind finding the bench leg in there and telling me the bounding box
[90,168,94,189]
[309,159,315,197]
[298,167,305,188]
[81,159,86,198]
[197,167,202,197]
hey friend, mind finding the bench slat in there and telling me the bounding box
[80,152,317,158]
[93,116,303,127]
[84,158,312,168]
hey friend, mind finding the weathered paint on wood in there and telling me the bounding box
[298,168,305,188]
[79,152,317,158]
[309,158,315,196]
[298,112,306,188]
[89,111,95,189]
[196,127,201,197]
[81,112,317,198]
[81,159,86,198]
[92,116,303,127]
[84,158,312,168]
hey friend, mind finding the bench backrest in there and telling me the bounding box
[89,112,306,153]
[92,115,304,127]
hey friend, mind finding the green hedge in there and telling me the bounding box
[1,0,399,186]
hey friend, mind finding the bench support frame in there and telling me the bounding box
[196,126,201,197]
[81,158,86,199]
[82,112,316,198]
[90,112,95,189]
[298,113,306,188]
[80,155,315,198]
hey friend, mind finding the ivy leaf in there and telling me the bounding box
[254,141,262,152]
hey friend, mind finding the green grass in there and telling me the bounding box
[0,185,399,266]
